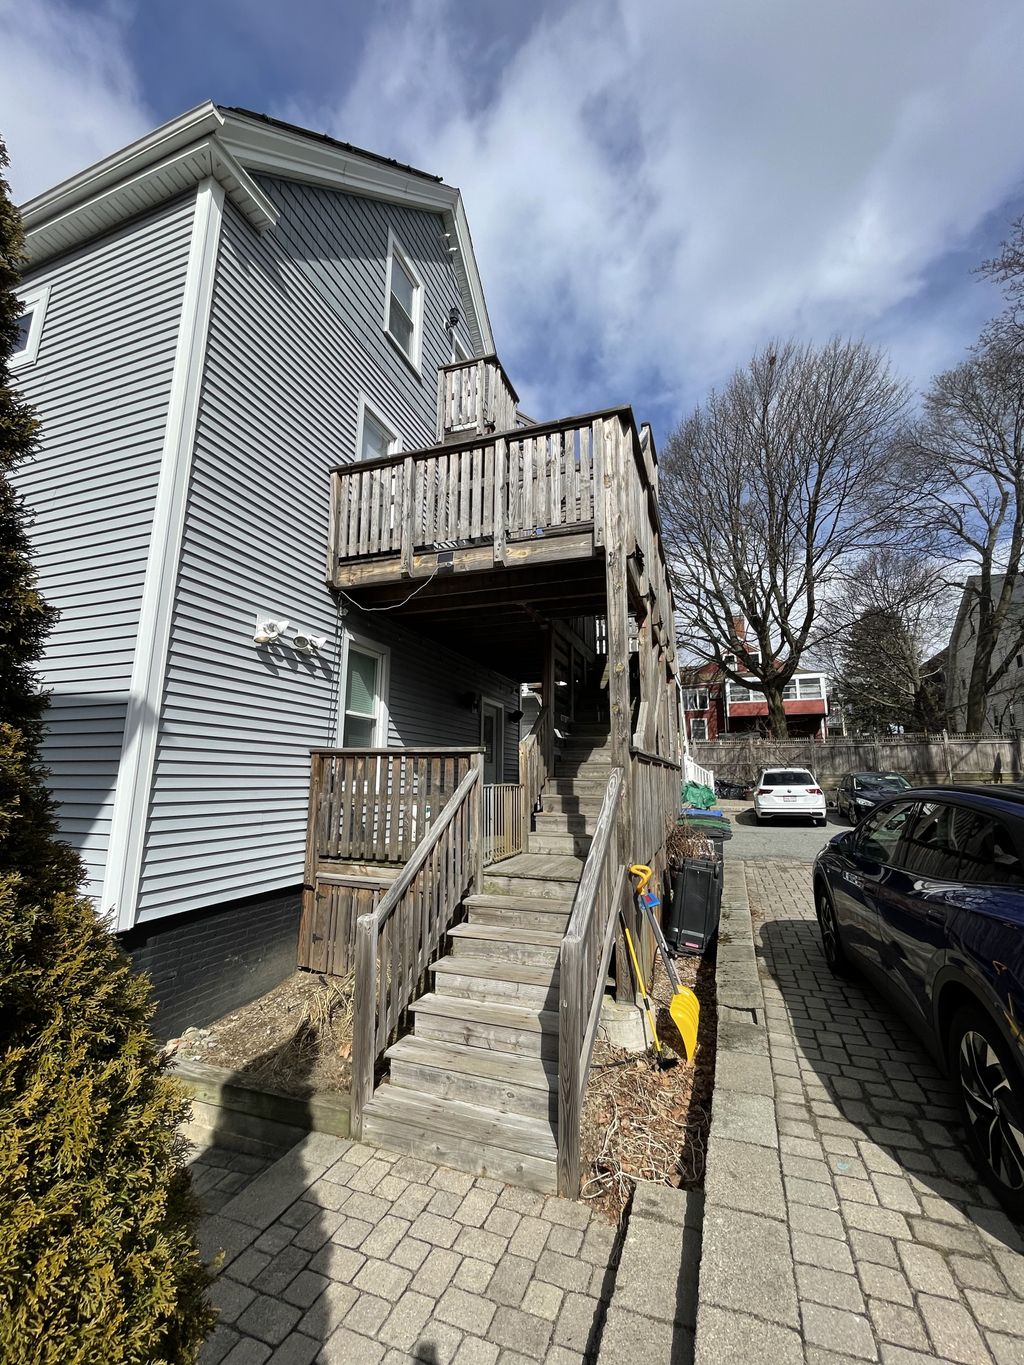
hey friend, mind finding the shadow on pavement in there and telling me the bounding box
[756,915,1024,1255]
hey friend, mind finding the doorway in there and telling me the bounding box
[481,701,504,784]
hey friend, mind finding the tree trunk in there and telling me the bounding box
[965,634,997,733]
[765,686,789,739]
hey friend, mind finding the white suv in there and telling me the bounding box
[753,768,827,826]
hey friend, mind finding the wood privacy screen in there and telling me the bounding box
[300,748,482,976]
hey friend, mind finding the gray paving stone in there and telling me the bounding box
[437,1285,497,1335]
[792,1229,856,1274]
[353,1256,412,1301]
[711,1089,779,1148]
[868,1299,929,1352]
[391,1237,432,1272]
[716,1048,775,1096]
[455,1256,495,1293]
[221,1339,271,1365]
[409,1210,462,1249]
[235,1294,302,1346]
[951,1255,1007,1293]
[319,1325,385,1364]
[698,1208,799,1326]
[897,1241,959,1299]
[308,1243,365,1284]
[858,1262,913,1307]
[210,1275,255,1324]
[221,1133,342,1230]
[705,1136,786,1219]
[521,1279,563,1322]
[483,1206,520,1239]
[411,1246,463,1298]
[692,1303,802,1365]
[281,1268,329,1309]
[795,1263,865,1312]
[986,1331,1024,1365]
[452,1339,500,1365]
[488,1305,554,1359]
[508,1215,550,1260]
[966,1289,1024,1336]
[918,1293,993,1364]
[377,1290,435,1351]
[266,1334,320,1365]
[552,1291,601,1353]
[486,1252,535,1307]
[344,1292,390,1337]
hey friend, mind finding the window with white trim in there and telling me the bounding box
[355,395,401,462]
[683,688,709,711]
[341,640,389,747]
[690,717,708,742]
[384,232,423,369]
[11,283,52,369]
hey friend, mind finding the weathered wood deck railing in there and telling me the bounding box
[482,783,524,863]
[351,754,484,1137]
[438,355,519,441]
[557,768,626,1196]
[300,748,480,979]
[518,704,554,837]
[329,410,612,573]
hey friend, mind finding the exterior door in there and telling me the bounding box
[482,702,504,784]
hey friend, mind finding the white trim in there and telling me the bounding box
[102,178,225,932]
[11,282,52,369]
[338,630,391,746]
[480,696,505,783]
[451,331,471,364]
[384,228,424,375]
[355,392,402,461]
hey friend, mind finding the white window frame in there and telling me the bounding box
[690,716,708,742]
[11,282,52,370]
[338,632,391,747]
[796,675,825,700]
[355,393,402,462]
[451,331,472,363]
[383,229,424,374]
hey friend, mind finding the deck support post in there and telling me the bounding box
[602,417,636,1004]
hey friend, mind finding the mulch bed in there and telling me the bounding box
[167,970,354,1097]
[580,943,718,1223]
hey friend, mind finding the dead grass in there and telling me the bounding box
[580,947,717,1223]
[173,970,354,1096]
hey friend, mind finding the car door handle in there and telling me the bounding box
[924,908,944,924]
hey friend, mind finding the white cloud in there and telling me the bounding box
[284,0,1024,431]
[0,0,149,202]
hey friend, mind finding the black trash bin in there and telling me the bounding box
[665,856,723,955]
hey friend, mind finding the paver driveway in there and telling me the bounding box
[749,859,1024,1364]
[193,1132,618,1365]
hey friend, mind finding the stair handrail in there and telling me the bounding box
[556,766,626,1196]
[518,704,553,838]
[350,755,484,1137]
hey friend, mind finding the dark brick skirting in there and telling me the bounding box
[120,886,301,1039]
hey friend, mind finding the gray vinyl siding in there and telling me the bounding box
[12,196,197,899]
[138,186,516,921]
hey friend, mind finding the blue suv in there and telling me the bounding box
[812,785,1024,1216]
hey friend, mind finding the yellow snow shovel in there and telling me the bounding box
[620,914,676,1070]
[630,864,701,1061]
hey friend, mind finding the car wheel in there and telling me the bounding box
[815,883,849,976]
[949,1006,1024,1219]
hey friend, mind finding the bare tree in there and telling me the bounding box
[816,549,951,733]
[661,338,908,737]
[904,330,1024,732]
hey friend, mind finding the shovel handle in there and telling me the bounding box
[630,864,682,992]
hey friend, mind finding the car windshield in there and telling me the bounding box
[763,770,814,786]
[854,773,910,791]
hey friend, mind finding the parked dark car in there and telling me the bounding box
[812,786,1024,1215]
[835,770,912,822]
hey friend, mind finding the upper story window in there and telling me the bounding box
[796,676,824,699]
[356,395,401,462]
[11,282,52,370]
[384,231,423,372]
[684,688,709,711]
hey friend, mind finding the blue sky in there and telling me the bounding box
[2,0,1024,441]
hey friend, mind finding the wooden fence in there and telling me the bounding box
[438,356,518,440]
[300,747,481,976]
[351,756,483,1135]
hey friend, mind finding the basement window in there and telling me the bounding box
[11,282,51,369]
[384,231,423,371]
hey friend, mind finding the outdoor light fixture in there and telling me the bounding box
[253,616,289,645]
[292,632,328,655]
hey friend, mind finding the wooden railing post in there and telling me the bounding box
[350,912,377,1139]
[471,751,485,894]
[400,455,415,577]
[493,436,508,565]
[557,935,582,1197]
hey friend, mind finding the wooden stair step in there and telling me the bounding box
[361,1089,557,1192]
[410,993,559,1058]
[464,892,574,914]
[432,954,558,1006]
[449,923,562,966]
[387,1036,556,1121]
[386,1035,554,1090]
[529,832,592,857]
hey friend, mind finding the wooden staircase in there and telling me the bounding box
[360,710,612,1193]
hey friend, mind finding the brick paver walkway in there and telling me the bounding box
[195,1133,618,1364]
[748,859,1024,1364]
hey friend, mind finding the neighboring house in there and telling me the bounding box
[14,105,682,1191]
[946,576,1024,735]
[681,663,829,741]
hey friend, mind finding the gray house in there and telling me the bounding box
[14,105,521,1029]
[16,105,684,1192]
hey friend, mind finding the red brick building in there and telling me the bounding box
[681,663,830,741]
